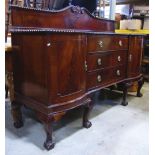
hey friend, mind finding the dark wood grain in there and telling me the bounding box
[46,34,86,103]
[10,5,144,150]
[11,5,115,32]
[87,65,126,90]
[127,36,143,78]
[87,50,127,72]
[87,35,128,53]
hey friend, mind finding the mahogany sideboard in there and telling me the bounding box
[10,5,144,150]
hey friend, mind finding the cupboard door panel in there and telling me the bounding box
[127,36,143,78]
[12,34,49,105]
[47,34,86,103]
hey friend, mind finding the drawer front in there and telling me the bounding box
[87,50,127,71]
[87,65,126,90]
[87,35,128,52]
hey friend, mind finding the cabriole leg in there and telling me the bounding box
[83,100,93,128]
[11,101,23,128]
[43,122,55,150]
[121,83,131,106]
[5,85,9,98]
[36,112,55,151]
[137,76,144,97]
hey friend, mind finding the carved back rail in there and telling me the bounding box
[11,5,115,32]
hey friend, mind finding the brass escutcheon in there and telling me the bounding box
[98,40,103,48]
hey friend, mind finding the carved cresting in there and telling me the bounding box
[69,0,72,6]
[71,5,85,14]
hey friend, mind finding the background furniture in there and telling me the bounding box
[10,5,144,150]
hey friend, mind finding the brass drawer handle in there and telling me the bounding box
[117,56,121,62]
[97,58,102,66]
[116,70,121,76]
[97,75,102,82]
[98,40,103,48]
[129,54,132,62]
[119,40,123,46]
[46,42,51,47]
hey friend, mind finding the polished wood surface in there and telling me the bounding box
[127,36,143,78]
[10,5,144,150]
[87,35,128,53]
[87,50,127,71]
[11,5,115,32]
[87,65,126,90]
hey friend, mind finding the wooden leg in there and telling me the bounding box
[5,85,9,98]
[43,122,55,150]
[137,76,144,97]
[6,72,14,102]
[83,100,93,128]
[36,112,55,151]
[11,101,23,128]
[121,83,131,106]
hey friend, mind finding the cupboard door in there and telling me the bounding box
[127,36,143,78]
[12,34,49,105]
[47,34,86,103]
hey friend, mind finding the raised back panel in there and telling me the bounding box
[11,5,115,32]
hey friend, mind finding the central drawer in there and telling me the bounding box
[87,35,128,52]
[87,50,127,72]
[87,65,126,90]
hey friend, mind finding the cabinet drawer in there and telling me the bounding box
[87,35,128,52]
[87,50,127,71]
[87,65,126,90]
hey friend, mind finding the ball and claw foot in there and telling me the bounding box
[137,92,143,97]
[121,101,128,106]
[83,120,92,128]
[44,140,55,151]
[13,121,23,128]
